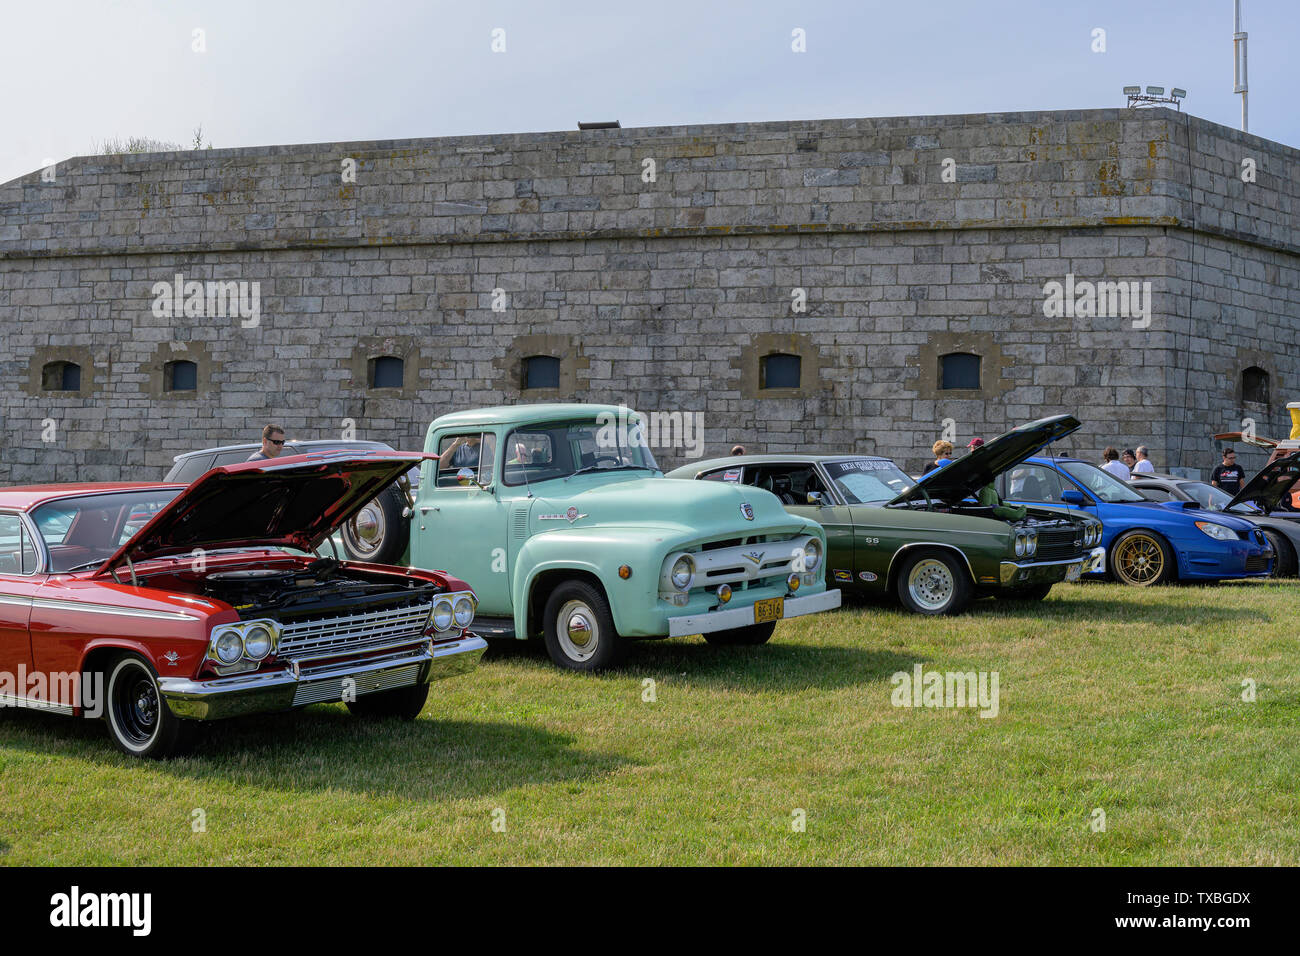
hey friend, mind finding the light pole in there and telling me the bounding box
[1233,0,1249,132]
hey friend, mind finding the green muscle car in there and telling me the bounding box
[668,415,1104,615]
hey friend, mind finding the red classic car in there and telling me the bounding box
[0,451,486,758]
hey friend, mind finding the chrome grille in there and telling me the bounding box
[1035,527,1084,562]
[277,602,432,664]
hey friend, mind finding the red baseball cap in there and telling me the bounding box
[967,438,985,449]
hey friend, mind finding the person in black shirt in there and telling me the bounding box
[1211,447,1246,495]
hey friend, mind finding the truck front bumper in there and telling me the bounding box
[667,588,842,638]
[158,635,487,721]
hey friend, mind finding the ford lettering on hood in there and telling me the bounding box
[97,451,433,574]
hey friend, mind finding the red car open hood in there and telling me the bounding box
[97,451,433,575]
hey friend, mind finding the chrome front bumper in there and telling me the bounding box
[667,587,842,638]
[998,556,1088,587]
[159,635,487,721]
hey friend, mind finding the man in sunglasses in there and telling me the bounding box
[247,424,287,461]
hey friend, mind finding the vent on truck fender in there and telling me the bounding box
[511,503,531,540]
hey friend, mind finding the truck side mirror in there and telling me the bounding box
[455,467,476,486]
[806,491,826,506]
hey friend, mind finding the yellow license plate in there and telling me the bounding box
[754,597,785,623]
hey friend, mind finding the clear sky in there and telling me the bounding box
[2,0,1293,185]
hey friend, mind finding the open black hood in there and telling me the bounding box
[888,415,1082,506]
[1227,452,1300,513]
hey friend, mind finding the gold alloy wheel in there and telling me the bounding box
[1113,533,1166,586]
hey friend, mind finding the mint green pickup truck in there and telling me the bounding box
[381,404,840,670]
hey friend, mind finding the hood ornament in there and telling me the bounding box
[740,502,754,521]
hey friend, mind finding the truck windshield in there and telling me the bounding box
[503,420,660,486]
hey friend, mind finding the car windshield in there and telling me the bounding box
[1058,461,1149,503]
[823,458,914,504]
[1178,480,1256,513]
[503,419,660,486]
[31,489,183,573]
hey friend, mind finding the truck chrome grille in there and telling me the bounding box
[277,602,432,664]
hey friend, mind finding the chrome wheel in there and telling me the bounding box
[907,558,955,612]
[557,599,600,663]
[1114,533,1165,586]
[342,501,386,560]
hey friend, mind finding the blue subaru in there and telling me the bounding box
[998,456,1273,586]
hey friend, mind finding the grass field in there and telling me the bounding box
[1,580,1297,865]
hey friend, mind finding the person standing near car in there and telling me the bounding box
[932,440,955,469]
[1211,447,1246,495]
[1100,447,1130,480]
[1132,446,1156,475]
[247,424,286,461]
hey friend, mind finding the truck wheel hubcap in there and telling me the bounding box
[344,503,385,557]
[558,600,599,661]
[908,559,954,611]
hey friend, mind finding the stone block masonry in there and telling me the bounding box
[1,107,1297,481]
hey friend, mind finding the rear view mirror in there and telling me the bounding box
[1061,489,1086,505]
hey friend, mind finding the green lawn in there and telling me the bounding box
[2,581,1297,865]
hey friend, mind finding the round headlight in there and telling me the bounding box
[431,598,454,631]
[1014,534,1026,557]
[671,555,695,591]
[452,595,476,628]
[1026,531,1038,556]
[802,538,822,572]
[716,584,732,604]
[242,623,273,660]
[214,628,243,665]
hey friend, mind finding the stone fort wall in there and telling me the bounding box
[1,107,1297,482]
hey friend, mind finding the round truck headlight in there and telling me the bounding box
[242,623,274,660]
[716,584,732,604]
[213,628,244,665]
[802,538,822,572]
[671,555,695,591]
[431,598,454,631]
[452,595,476,628]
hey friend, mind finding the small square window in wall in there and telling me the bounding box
[369,356,405,389]
[41,361,81,392]
[1241,366,1269,405]
[523,355,561,390]
[760,354,801,390]
[940,352,981,390]
[165,360,198,392]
